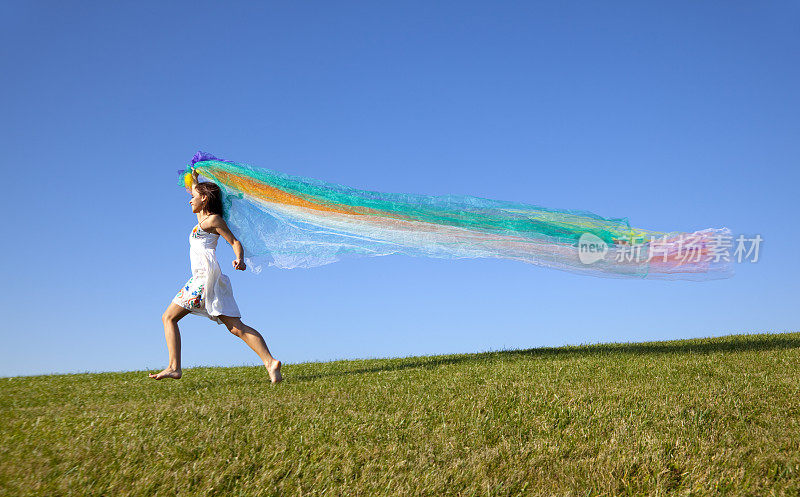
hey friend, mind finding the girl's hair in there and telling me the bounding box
[194,181,225,215]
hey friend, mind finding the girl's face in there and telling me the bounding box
[189,186,206,214]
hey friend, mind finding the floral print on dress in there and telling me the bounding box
[191,225,201,239]
[173,275,205,310]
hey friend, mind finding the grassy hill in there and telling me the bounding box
[2,332,799,496]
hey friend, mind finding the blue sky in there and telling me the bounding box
[2,1,798,377]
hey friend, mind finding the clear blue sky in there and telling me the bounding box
[2,1,798,377]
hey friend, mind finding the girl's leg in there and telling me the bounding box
[218,315,282,383]
[150,303,190,380]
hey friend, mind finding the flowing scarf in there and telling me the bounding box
[178,151,733,280]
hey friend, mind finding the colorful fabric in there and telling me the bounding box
[178,151,733,280]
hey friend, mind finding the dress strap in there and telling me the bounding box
[198,214,211,232]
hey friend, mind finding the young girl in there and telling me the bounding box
[150,170,282,383]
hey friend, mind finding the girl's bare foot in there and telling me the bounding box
[267,359,282,384]
[149,368,182,380]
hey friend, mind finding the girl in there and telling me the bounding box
[150,170,282,383]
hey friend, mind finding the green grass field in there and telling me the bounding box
[2,332,799,496]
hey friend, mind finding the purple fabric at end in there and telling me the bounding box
[190,151,225,167]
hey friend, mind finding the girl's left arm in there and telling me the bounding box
[214,217,247,271]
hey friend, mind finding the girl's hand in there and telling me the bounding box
[233,259,246,271]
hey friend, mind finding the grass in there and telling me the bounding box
[2,332,800,496]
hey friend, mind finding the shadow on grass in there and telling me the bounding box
[288,332,800,383]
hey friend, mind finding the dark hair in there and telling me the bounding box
[194,182,225,215]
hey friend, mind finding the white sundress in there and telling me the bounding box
[172,222,241,324]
